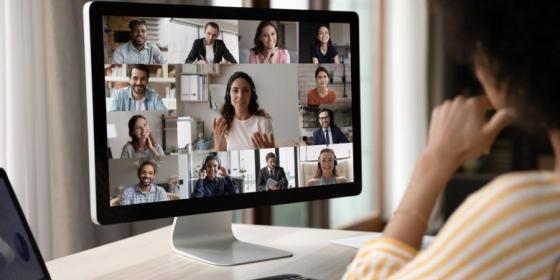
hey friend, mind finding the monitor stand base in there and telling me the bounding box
[171,211,293,266]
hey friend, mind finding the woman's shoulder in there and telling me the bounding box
[469,171,560,204]
[311,44,320,56]
[122,142,133,150]
[488,171,558,191]
[278,48,290,63]
[249,50,258,63]
[252,112,271,121]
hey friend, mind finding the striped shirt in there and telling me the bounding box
[343,171,560,280]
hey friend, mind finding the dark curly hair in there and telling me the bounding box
[137,160,157,176]
[432,0,560,129]
[220,72,268,132]
[251,21,284,55]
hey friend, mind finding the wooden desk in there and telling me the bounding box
[46,224,367,280]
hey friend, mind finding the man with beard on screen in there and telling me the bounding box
[112,18,167,64]
[120,161,167,205]
[109,64,167,112]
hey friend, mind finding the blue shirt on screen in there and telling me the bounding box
[109,86,167,112]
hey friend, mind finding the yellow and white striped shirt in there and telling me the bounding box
[343,171,560,280]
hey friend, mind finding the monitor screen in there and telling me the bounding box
[84,2,361,224]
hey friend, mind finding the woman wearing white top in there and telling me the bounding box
[213,71,275,151]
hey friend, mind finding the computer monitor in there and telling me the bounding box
[83,1,361,265]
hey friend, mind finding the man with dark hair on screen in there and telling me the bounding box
[112,18,167,64]
[109,64,167,112]
[312,108,348,145]
[185,22,237,64]
[256,152,288,192]
[120,161,167,205]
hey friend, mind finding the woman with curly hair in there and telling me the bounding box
[344,0,560,279]
[213,71,275,151]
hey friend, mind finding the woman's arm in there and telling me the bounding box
[383,96,513,249]
[146,137,161,157]
[333,55,340,64]
[306,178,319,187]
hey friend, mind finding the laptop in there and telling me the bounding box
[0,168,50,279]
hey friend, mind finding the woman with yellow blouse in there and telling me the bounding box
[343,1,560,279]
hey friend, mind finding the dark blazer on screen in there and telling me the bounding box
[256,166,288,192]
[312,126,349,145]
[185,38,237,64]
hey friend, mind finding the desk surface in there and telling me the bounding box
[46,224,367,280]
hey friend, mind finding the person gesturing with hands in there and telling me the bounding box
[384,95,513,248]
[192,154,238,198]
[249,21,290,64]
[121,115,165,159]
[344,1,560,278]
[213,71,275,151]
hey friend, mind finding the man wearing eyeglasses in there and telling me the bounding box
[312,108,348,145]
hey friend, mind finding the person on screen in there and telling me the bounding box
[312,24,340,64]
[109,64,167,112]
[120,161,167,205]
[306,148,347,186]
[213,71,275,151]
[121,115,164,159]
[111,19,167,64]
[256,152,288,192]
[249,21,290,64]
[192,155,238,198]
[344,1,560,279]
[312,108,348,145]
[307,66,337,106]
[184,22,237,64]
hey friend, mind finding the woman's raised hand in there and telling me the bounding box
[251,132,275,148]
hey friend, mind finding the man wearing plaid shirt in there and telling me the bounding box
[120,161,167,205]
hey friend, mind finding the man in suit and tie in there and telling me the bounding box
[256,152,288,192]
[312,108,349,145]
[184,22,238,64]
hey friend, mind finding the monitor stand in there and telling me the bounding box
[171,211,293,266]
